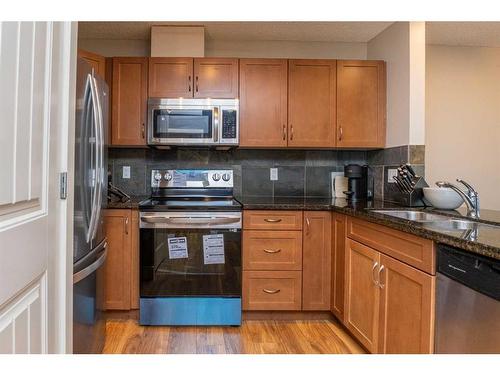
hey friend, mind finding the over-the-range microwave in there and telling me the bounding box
[147,98,239,148]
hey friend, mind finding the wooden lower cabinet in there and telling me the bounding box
[377,254,435,353]
[242,271,302,310]
[344,236,435,354]
[331,213,346,321]
[345,239,381,352]
[103,209,139,310]
[302,211,331,311]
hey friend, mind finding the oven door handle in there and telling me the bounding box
[141,216,241,225]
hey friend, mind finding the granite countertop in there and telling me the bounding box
[106,195,148,209]
[236,196,500,261]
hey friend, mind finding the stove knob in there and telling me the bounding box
[222,173,231,182]
[212,173,221,181]
[164,172,172,181]
[154,172,162,181]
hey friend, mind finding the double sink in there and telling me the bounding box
[370,210,497,235]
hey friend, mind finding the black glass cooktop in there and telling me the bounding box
[139,197,242,211]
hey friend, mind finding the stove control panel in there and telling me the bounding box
[151,169,233,189]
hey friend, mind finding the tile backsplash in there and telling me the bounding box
[108,148,368,198]
[108,145,425,201]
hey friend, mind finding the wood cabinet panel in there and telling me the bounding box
[193,58,238,98]
[103,209,132,310]
[243,230,302,271]
[344,239,380,352]
[378,254,435,353]
[337,60,386,148]
[302,211,331,311]
[148,57,193,98]
[239,59,288,147]
[243,210,303,231]
[331,213,346,321]
[347,217,436,274]
[243,270,302,310]
[111,57,148,146]
[78,49,105,78]
[288,59,336,147]
[130,209,140,309]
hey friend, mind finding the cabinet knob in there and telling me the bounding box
[125,217,129,235]
[188,75,191,92]
[282,124,286,141]
[339,126,343,141]
[141,123,145,139]
[290,124,294,141]
[195,76,199,92]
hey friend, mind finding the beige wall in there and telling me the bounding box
[426,45,500,210]
[367,22,426,147]
[78,37,367,59]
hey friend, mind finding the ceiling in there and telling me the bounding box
[77,22,393,43]
[426,22,500,47]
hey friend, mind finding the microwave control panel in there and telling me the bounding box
[221,109,238,141]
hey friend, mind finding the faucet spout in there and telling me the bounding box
[435,181,480,218]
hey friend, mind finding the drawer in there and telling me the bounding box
[242,271,302,310]
[347,217,435,274]
[243,230,302,270]
[243,210,303,231]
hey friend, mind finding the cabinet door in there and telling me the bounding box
[378,254,435,353]
[345,239,380,352]
[148,57,193,98]
[111,57,148,146]
[103,210,132,310]
[302,211,332,310]
[331,213,346,321]
[194,58,238,98]
[239,59,288,147]
[78,49,105,78]
[288,59,336,147]
[337,60,386,148]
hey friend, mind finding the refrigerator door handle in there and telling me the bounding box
[73,242,107,284]
[87,74,101,243]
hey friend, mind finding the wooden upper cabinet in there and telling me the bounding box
[239,59,288,147]
[111,57,148,146]
[378,254,435,354]
[78,49,105,78]
[331,213,346,321]
[149,57,193,98]
[288,59,336,148]
[194,58,238,98]
[337,60,386,148]
[345,239,381,353]
[302,211,332,311]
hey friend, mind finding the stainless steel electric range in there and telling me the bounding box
[138,169,242,326]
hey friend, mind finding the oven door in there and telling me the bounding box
[139,212,242,298]
[148,103,217,146]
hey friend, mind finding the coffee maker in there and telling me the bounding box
[344,164,369,201]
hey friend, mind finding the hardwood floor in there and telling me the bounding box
[102,312,365,354]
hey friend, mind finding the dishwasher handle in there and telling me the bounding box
[437,244,500,301]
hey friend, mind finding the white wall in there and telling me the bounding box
[78,37,367,59]
[367,22,426,147]
[426,44,500,210]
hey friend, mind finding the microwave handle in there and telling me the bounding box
[213,107,219,143]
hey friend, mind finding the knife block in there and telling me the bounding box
[393,176,429,207]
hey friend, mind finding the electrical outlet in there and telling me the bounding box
[270,168,278,181]
[122,166,131,179]
[387,168,398,183]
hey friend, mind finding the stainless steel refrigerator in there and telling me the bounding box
[72,58,108,354]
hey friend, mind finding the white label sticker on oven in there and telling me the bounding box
[167,237,188,259]
[203,234,225,264]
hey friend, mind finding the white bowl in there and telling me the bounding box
[423,187,463,210]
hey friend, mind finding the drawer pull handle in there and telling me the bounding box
[263,288,281,294]
[264,218,282,223]
[263,249,281,254]
[372,261,379,286]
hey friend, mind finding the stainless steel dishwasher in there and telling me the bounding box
[435,244,500,353]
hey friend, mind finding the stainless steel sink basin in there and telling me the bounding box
[427,219,479,231]
[371,210,450,222]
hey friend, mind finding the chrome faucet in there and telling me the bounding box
[435,179,480,218]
